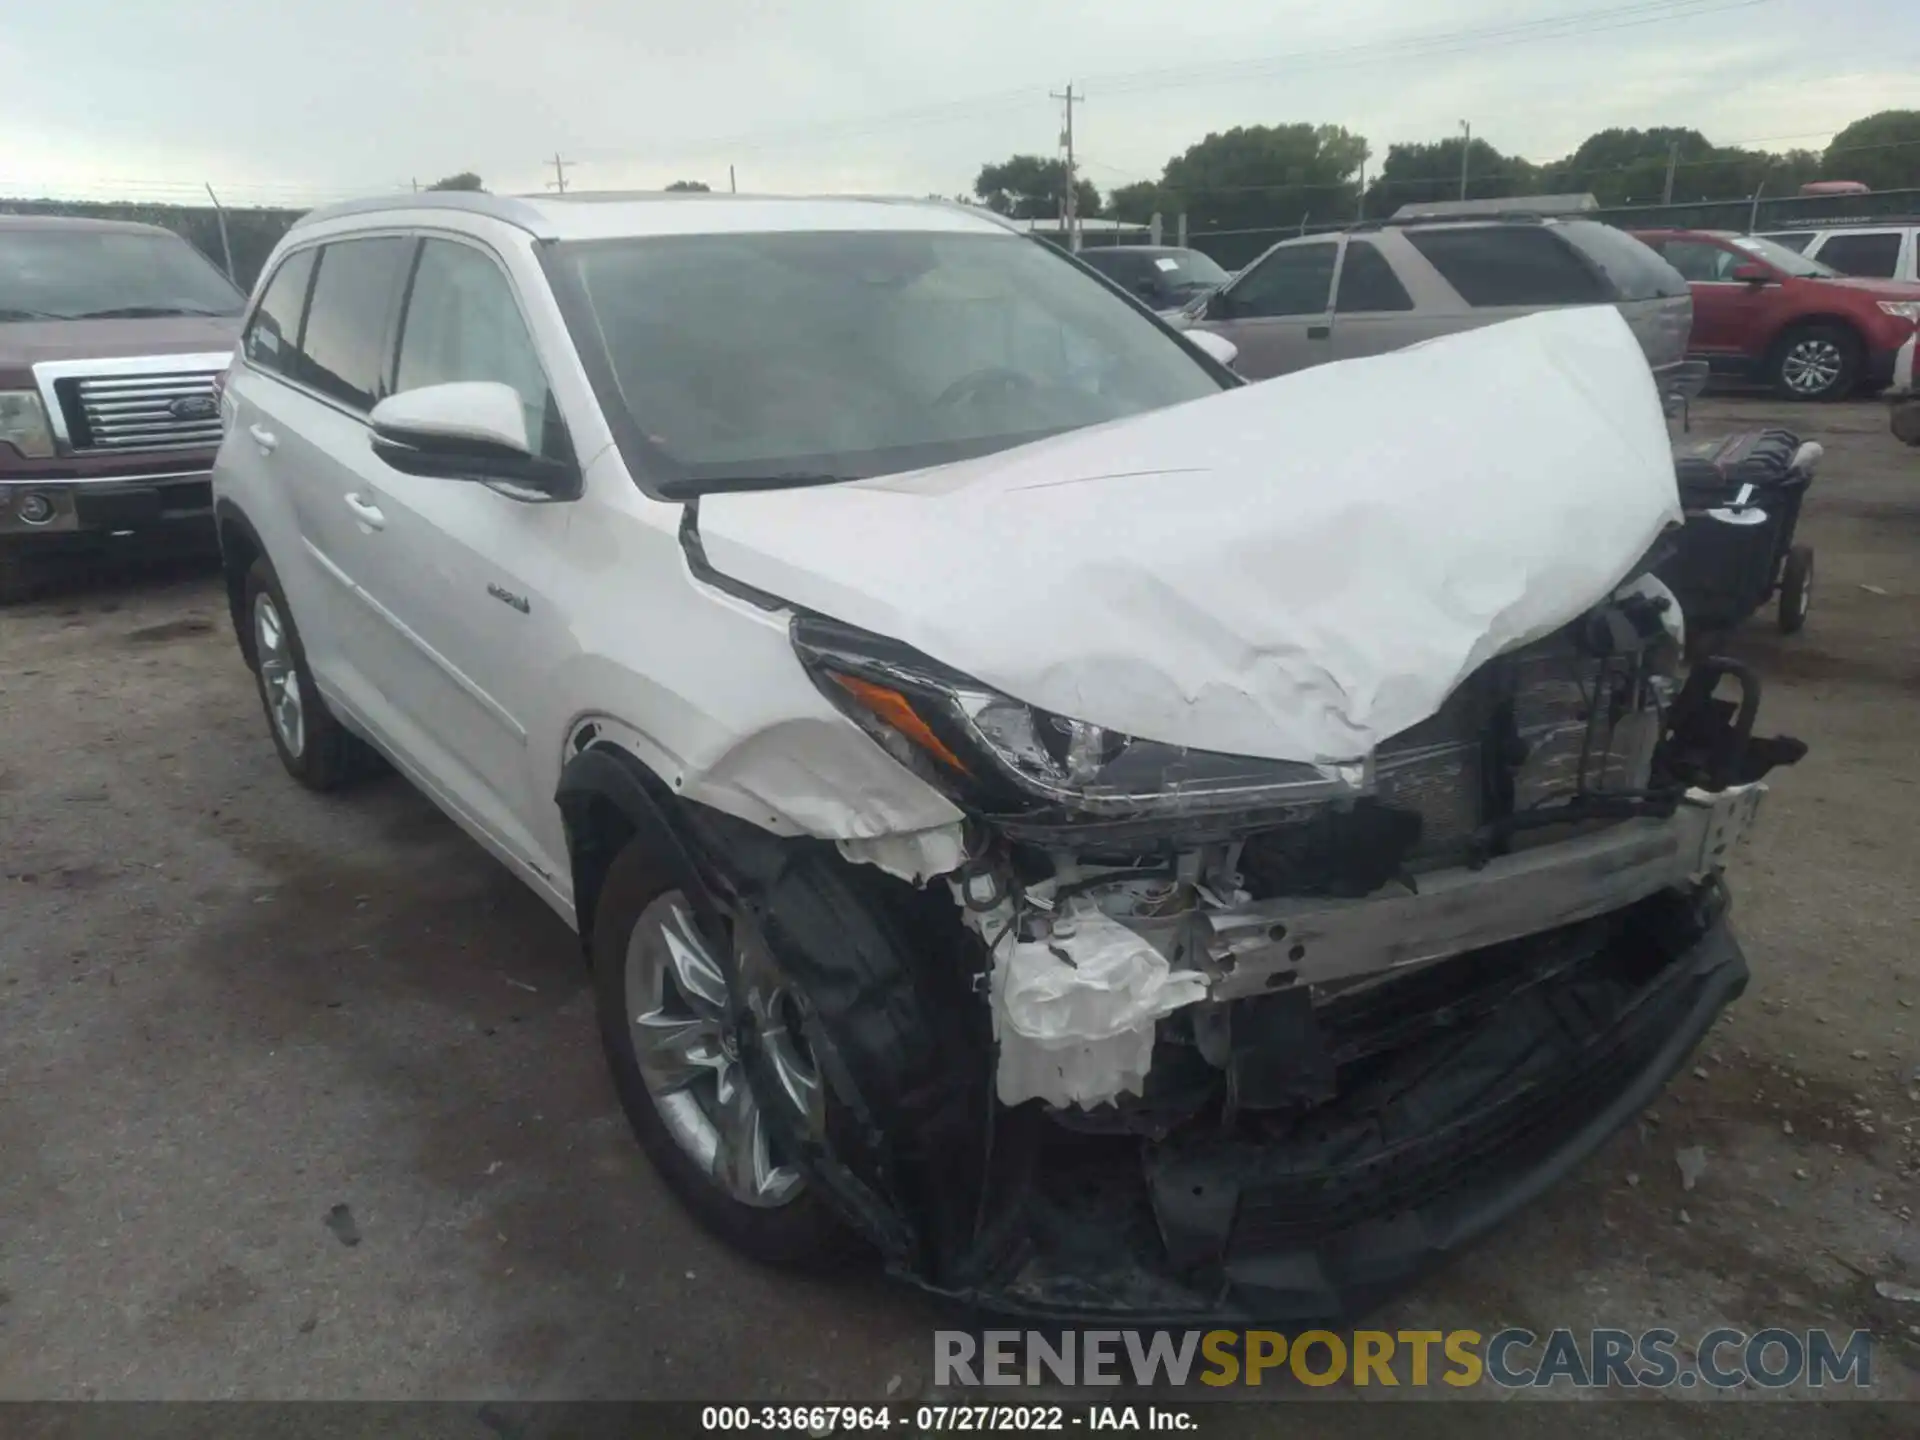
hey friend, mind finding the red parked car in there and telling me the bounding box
[1630,228,1920,401]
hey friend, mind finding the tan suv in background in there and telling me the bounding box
[1188,209,1697,400]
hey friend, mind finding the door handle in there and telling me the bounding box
[343,492,386,530]
[248,423,278,453]
[1307,324,1331,340]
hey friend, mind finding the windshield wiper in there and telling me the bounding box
[657,470,855,498]
[67,305,234,319]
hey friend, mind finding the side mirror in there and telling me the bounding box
[1731,262,1772,284]
[369,382,575,496]
[1185,329,1239,370]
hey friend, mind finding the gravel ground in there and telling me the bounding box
[2,397,1916,1425]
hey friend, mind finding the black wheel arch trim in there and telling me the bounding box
[214,498,269,669]
[554,741,726,950]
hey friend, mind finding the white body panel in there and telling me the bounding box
[213,195,1682,935]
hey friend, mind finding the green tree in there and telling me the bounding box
[665,179,711,192]
[426,172,484,192]
[1365,137,1538,214]
[1823,110,1920,190]
[973,155,1101,219]
[1157,124,1367,236]
[1106,179,1168,224]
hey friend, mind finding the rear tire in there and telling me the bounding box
[242,556,378,790]
[591,836,863,1270]
[1777,545,1813,634]
[1769,324,1859,401]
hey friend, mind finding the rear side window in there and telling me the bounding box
[297,237,414,410]
[1228,241,1337,317]
[243,248,317,374]
[1406,226,1610,306]
[1334,240,1414,312]
[1813,231,1903,279]
[1763,231,1816,254]
[1559,221,1688,299]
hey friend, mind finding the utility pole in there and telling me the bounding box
[1356,158,1366,221]
[204,183,235,283]
[1050,83,1081,252]
[410,177,420,193]
[1458,120,1471,201]
[547,153,573,194]
[729,164,737,194]
[1661,141,1679,205]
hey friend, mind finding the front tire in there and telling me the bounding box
[242,556,377,790]
[1770,324,1859,401]
[591,837,861,1269]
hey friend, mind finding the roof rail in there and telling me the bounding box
[1382,209,1560,228]
[289,191,557,237]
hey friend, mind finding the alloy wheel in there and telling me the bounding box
[252,592,305,759]
[1780,339,1843,396]
[624,890,822,1208]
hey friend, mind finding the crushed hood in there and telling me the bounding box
[696,306,1682,764]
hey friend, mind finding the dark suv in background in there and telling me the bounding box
[1078,244,1233,316]
[0,214,244,599]
[1186,208,1698,398]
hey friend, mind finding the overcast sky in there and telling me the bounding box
[1,0,1912,208]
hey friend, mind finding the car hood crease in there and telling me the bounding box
[695,306,1684,765]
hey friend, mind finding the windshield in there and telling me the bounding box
[0,228,245,320]
[1151,249,1231,298]
[552,229,1225,494]
[1730,234,1840,279]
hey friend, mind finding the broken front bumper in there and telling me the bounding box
[941,885,1747,1323]
[1187,782,1765,998]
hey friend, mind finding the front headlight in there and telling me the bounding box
[1876,300,1920,322]
[791,615,1365,837]
[0,390,56,458]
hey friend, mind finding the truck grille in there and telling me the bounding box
[56,367,224,452]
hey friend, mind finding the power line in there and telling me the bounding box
[574,0,1772,164]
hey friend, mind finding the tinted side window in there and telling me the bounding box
[1406,226,1609,306]
[298,237,413,410]
[1661,240,1740,283]
[1814,232,1902,279]
[243,248,316,374]
[394,239,560,456]
[1335,241,1414,312]
[1229,242,1337,317]
[1560,222,1688,299]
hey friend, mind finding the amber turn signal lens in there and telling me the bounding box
[830,673,971,775]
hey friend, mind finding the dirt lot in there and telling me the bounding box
[2,398,1917,1421]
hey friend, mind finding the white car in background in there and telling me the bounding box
[210,190,1798,1321]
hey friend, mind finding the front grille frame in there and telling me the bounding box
[30,350,232,457]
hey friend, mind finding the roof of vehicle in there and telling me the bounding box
[1627,227,1740,240]
[1390,193,1599,221]
[0,212,181,237]
[1760,217,1920,231]
[290,190,1022,243]
[1081,245,1203,258]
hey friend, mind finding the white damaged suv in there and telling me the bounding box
[212,192,1803,1321]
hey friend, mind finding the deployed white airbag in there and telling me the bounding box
[991,910,1211,1108]
[697,307,1682,764]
